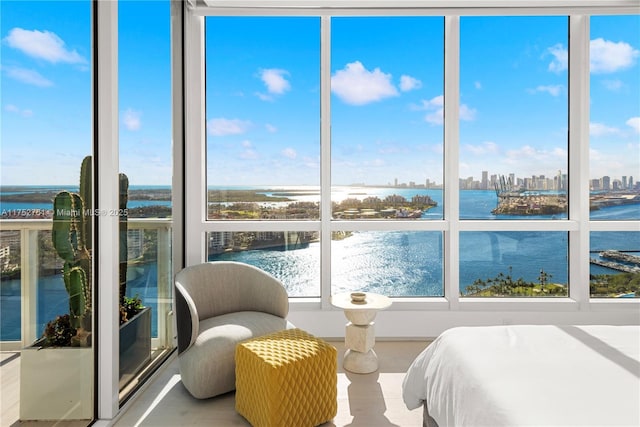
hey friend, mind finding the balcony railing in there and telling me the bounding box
[0,218,173,351]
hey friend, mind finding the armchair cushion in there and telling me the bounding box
[179,311,293,399]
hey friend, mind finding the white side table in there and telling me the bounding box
[331,292,392,374]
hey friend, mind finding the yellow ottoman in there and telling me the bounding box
[235,328,337,427]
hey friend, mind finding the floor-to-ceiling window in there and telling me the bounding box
[205,16,322,296]
[589,15,640,299]
[1,0,95,423]
[118,0,175,402]
[331,17,445,297]
[458,16,570,298]
[186,1,638,338]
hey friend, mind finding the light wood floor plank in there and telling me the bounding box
[114,340,430,427]
[2,340,431,427]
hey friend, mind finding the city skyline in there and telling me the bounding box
[370,171,636,191]
[1,5,638,186]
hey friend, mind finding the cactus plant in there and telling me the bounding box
[47,156,137,345]
[50,156,93,346]
[119,172,129,307]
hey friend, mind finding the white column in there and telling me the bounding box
[96,0,119,420]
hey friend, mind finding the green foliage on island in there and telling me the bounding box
[463,267,567,297]
[208,190,294,203]
[209,200,319,219]
[590,272,640,297]
[127,206,172,218]
[1,190,60,203]
[207,192,437,220]
[464,267,639,297]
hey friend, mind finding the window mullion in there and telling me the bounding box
[444,15,460,307]
[96,0,119,420]
[568,15,591,308]
[184,9,206,266]
[320,16,332,306]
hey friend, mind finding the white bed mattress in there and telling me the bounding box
[402,325,640,427]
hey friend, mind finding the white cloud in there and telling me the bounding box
[400,75,422,92]
[590,38,639,73]
[590,122,620,137]
[419,95,444,124]
[464,141,499,156]
[265,124,278,133]
[474,81,482,90]
[122,108,142,131]
[255,92,273,101]
[240,149,258,159]
[207,118,252,136]
[626,117,640,134]
[239,140,258,159]
[5,104,33,117]
[547,43,568,73]
[4,28,87,64]
[425,110,443,125]
[546,39,639,74]
[419,95,476,125]
[602,79,623,91]
[259,68,291,94]
[528,85,564,96]
[505,145,565,163]
[460,104,477,121]
[331,61,399,105]
[421,95,443,109]
[3,65,53,87]
[282,148,297,159]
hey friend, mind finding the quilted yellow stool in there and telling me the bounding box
[235,328,337,427]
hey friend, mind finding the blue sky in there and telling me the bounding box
[1,2,638,187]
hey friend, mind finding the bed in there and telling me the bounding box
[402,325,640,427]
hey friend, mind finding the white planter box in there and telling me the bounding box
[20,345,93,421]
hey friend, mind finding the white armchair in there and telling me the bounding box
[174,261,293,399]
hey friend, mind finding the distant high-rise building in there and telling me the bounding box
[622,176,628,189]
[481,171,488,190]
[602,176,611,191]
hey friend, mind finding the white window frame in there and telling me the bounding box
[183,0,640,339]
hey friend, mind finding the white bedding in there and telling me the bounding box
[402,325,640,427]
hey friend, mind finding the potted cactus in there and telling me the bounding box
[117,172,151,388]
[20,157,151,419]
[20,156,94,421]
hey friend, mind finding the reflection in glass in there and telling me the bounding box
[118,0,174,398]
[460,231,568,297]
[0,230,21,341]
[1,0,95,422]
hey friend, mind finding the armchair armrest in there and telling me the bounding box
[175,281,199,354]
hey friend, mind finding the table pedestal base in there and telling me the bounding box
[343,348,378,374]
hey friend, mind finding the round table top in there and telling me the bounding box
[331,292,392,310]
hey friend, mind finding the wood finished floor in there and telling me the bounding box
[113,340,431,427]
[1,340,431,427]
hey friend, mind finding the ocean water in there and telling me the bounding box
[1,187,638,341]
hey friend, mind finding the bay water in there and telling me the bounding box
[1,187,638,341]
